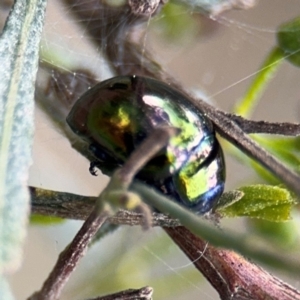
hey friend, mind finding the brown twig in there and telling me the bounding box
[165,226,300,300]
[30,185,300,276]
[30,186,180,226]
[28,208,111,300]
[86,286,153,300]
[229,114,300,136]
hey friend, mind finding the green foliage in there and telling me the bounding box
[217,185,296,221]
[277,16,300,67]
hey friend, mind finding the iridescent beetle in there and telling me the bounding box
[67,76,225,214]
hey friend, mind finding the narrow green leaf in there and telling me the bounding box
[0,0,47,276]
[218,185,296,221]
[277,16,300,67]
[233,47,284,118]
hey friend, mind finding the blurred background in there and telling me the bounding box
[2,0,300,299]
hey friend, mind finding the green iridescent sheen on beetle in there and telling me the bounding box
[67,75,225,214]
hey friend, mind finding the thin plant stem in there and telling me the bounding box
[28,208,111,300]
[86,286,153,300]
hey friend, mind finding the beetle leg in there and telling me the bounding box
[89,161,99,176]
